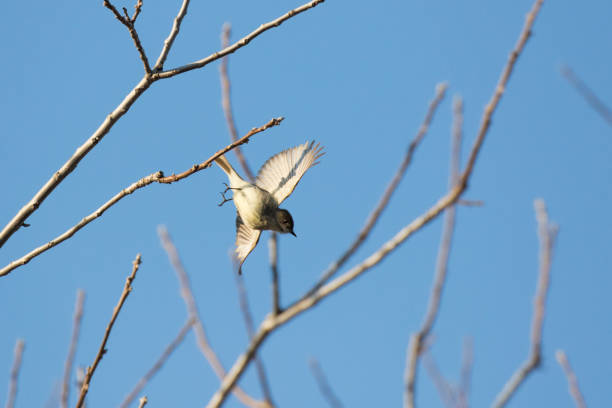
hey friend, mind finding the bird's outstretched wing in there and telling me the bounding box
[255,141,324,204]
[234,215,261,274]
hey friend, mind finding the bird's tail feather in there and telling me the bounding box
[215,155,235,176]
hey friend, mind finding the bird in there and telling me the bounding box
[215,141,324,273]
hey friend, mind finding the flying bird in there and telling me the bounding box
[215,141,324,273]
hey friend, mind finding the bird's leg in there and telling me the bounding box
[218,182,240,207]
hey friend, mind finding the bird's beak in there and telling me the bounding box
[290,231,297,237]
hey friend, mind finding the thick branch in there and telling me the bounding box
[75,254,142,408]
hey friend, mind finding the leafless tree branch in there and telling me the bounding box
[306,82,448,297]
[458,337,473,408]
[157,227,269,408]
[119,318,194,408]
[309,358,343,408]
[220,23,256,182]
[103,0,151,73]
[0,0,323,250]
[269,233,280,315]
[75,254,142,408]
[423,353,456,408]
[61,290,85,408]
[138,396,148,408]
[205,1,543,405]
[5,339,25,408]
[556,350,587,408]
[560,64,612,127]
[404,95,463,408]
[492,198,558,408]
[0,117,283,278]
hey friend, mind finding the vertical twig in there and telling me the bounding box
[308,358,343,408]
[404,95,463,408]
[157,226,268,408]
[5,339,25,408]
[120,319,194,408]
[75,254,142,408]
[491,199,558,408]
[458,337,473,408]
[61,290,86,408]
[269,233,280,315]
[556,350,587,408]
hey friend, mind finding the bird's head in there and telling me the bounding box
[276,209,296,237]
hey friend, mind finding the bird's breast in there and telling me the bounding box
[233,185,278,230]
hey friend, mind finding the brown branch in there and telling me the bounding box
[154,0,325,80]
[561,64,612,127]
[103,0,151,73]
[138,396,148,408]
[308,358,343,408]
[404,96,463,408]
[205,0,544,405]
[61,290,86,408]
[492,199,558,407]
[5,339,25,408]
[269,233,280,315]
[157,227,268,408]
[75,254,142,408]
[556,350,587,408]
[0,0,321,251]
[220,23,256,181]
[119,319,194,408]
[306,82,448,298]
[0,117,282,278]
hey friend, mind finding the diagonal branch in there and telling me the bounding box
[0,117,283,278]
[61,290,86,408]
[556,350,587,408]
[491,199,558,408]
[306,82,448,298]
[153,0,191,72]
[119,318,194,408]
[5,339,25,408]
[309,358,343,408]
[104,0,151,73]
[157,227,268,408]
[404,95,463,408]
[561,64,612,127]
[205,1,544,405]
[75,254,142,408]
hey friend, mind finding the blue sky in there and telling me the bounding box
[1,0,611,407]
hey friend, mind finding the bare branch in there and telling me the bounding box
[5,339,25,408]
[309,358,343,408]
[61,290,86,408]
[0,117,282,278]
[153,0,191,71]
[561,64,612,127]
[154,0,325,79]
[307,82,448,297]
[220,23,256,181]
[157,227,268,408]
[120,319,194,408]
[556,350,587,408]
[205,0,544,404]
[269,233,280,315]
[404,95,463,408]
[458,337,473,408]
[103,0,151,73]
[423,353,456,408]
[492,199,558,408]
[75,254,142,408]
[138,396,148,408]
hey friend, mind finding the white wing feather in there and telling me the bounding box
[255,141,324,204]
[234,216,262,273]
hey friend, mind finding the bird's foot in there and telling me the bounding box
[218,183,234,207]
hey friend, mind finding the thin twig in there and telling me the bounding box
[220,23,255,181]
[0,0,322,250]
[154,0,325,80]
[157,227,268,408]
[306,82,448,297]
[5,339,25,408]
[423,353,456,408]
[491,199,558,408]
[234,273,275,407]
[309,358,343,408]
[103,0,151,73]
[560,64,612,127]
[457,199,484,207]
[269,233,280,315]
[205,1,544,404]
[0,117,282,278]
[458,337,473,408]
[75,254,142,408]
[404,95,463,408]
[556,350,587,408]
[138,396,148,408]
[61,290,86,408]
[120,319,194,408]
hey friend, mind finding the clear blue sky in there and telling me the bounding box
[1,1,611,407]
